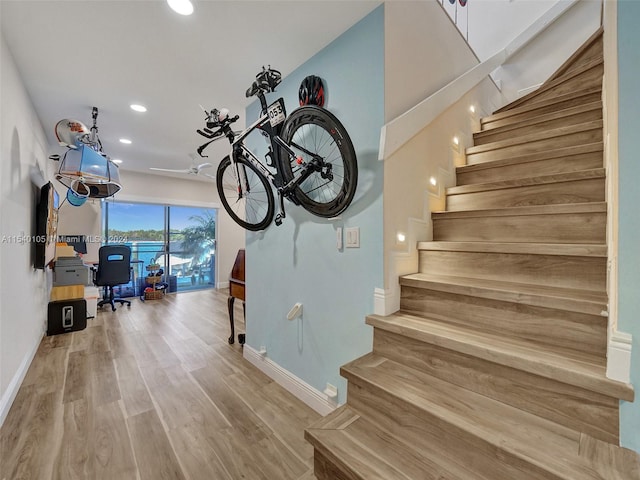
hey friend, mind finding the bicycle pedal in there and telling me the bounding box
[274,214,284,226]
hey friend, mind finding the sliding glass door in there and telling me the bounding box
[103,201,216,295]
[167,206,216,292]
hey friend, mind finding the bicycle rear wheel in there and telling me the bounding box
[279,106,357,218]
[216,155,275,231]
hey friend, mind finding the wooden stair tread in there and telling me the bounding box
[542,28,604,88]
[474,100,602,140]
[466,120,603,155]
[365,313,634,402]
[447,168,604,195]
[495,55,603,114]
[342,353,618,480]
[483,87,602,126]
[460,142,602,170]
[417,241,606,257]
[306,406,486,480]
[400,272,607,315]
[432,201,606,219]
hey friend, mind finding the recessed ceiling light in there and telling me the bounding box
[167,0,193,15]
[119,138,132,145]
[112,159,123,164]
[130,104,147,113]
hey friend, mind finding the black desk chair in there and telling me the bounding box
[94,245,132,311]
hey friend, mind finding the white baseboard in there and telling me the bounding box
[0,333,43,427]
[243,345,338,416]
[606,330,633,384]
[374,287,398,316]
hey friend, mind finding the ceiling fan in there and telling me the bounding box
[150,153,215,179]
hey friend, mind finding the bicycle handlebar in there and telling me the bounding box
[196,109,239,157]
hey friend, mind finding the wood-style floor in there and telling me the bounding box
[0,289,320,480]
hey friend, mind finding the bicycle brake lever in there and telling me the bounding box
[196,143,210,157]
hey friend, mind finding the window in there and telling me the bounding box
[102,201,217,295]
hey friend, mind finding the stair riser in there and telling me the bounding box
[433,211,606,243]
[418,250,606,291]
[481,91,601,130]
[466,127,603,164]
[447,177,605,211]
[474,108,602,146]
[370,329,620,444]
[345,379,571,480]
[313,451,355,480]
[507,62,604,112]
[457,150,603,185]
[400,286,607,359]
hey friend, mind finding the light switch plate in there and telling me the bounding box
[345,227,360,248]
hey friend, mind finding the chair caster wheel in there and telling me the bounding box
[238,334,245,345]
[228,336,235,344]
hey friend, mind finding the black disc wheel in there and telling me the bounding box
[216,155,275,231]
[279,106,357,218]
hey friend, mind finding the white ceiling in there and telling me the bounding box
[1,0,380,182]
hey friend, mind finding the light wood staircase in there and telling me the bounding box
[305,29,640,479]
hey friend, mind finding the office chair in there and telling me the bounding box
[94,245,132,311]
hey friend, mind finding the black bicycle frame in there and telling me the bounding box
[229,92,321,198]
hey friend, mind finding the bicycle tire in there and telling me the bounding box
[216,155,275,231]
[279,106,357,218]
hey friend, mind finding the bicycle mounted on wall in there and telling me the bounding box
[196,66,358,231]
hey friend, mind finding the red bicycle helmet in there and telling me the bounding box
[298,75,325,107]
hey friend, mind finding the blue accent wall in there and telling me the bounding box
[244,6,384,404]
[618,0,640,451]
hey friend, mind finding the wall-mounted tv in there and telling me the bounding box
[34,181,60,269]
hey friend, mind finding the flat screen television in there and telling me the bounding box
[34,181,60,269]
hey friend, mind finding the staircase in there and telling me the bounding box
[305,29,640,479]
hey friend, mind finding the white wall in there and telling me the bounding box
[0,34,55,424]
[113,170,245,288]
[55,194,102,262]
[440,0,602,103]
[385,1,480,122]
[493,0,602,101]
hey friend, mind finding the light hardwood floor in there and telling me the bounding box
[0,289,320,480]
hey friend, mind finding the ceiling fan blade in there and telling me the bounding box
[149,167,192,173]
[196,162,213,170]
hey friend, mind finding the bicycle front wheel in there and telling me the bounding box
[216,155,275,231]
[279,106,358,218]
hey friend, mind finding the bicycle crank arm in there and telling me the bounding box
[274,190,287,226]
